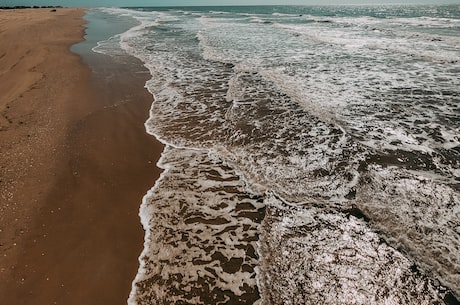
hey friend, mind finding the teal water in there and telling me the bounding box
[91,5,459,305]
[131,4,460,18]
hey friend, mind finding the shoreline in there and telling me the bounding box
[0,8,163,305]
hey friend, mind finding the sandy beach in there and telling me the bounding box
[0,8,163,305]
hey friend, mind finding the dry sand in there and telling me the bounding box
[0,8,163,305]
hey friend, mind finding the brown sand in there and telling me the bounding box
[0,8,163,305]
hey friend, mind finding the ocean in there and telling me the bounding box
[89,5,459,304]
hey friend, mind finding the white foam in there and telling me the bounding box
[129,146,264,304]
[356,165,460,298]
[92,33,126,56]
[257,194,451,305]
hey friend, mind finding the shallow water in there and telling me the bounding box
[92,5,460,304]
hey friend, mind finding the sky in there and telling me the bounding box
[2,0,459,7]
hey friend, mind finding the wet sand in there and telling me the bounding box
[0,8,163,305]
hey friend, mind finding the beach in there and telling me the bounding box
[0,8,163,305]
[1,5,459,305]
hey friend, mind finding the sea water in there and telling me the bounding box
[91,5,460,304]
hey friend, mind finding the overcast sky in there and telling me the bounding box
[3,0,459,7]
